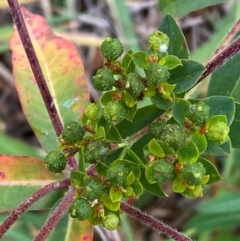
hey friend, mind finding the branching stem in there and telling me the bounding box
[121,202,194,241]
[0,179,70,239]
[34,186,75,241]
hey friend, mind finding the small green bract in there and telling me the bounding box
[101,37,123,60]
[92,67,115,91]
[61,121,85,145]
[69,198,92,221]
[44,151,67,173]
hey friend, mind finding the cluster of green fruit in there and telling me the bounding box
[43,31,231,229]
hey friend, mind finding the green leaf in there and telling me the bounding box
[172,176,187,193]
[123,91,137,108]
[131,180,143,196]
[191,130,207,153]
[70,171,85,188]
[133,51,150,69]
[121,100,137,121]
[96,161,109,176]
[145,163,157,184]
[105,124,122,142]
[122,51,135,74]
[148,138,165,158]
[93,126,106,140]
[206,139,231,156]
[159,0,227,17]
[109,186,123,203]
[10,8,89,152]
[99,193,120,211]
[125,148,145,169]
[0,155,63,211]
[47,207,93,241]
[139,168,167,197]
[172,98,191,125]
[167,60,205,94]
[116,105,164,138]
[202,96,235,125]
[151,91,174,110]
[159,14,189,59]
[177,140,199,163]
[197,157,222,184]
[101,90,121,106]
[159,55,182,69]
[207,49,240,99]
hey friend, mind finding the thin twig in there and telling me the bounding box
[214,19,240,56]
[0,179,70,239]
[121,202,194,241]
[34,186,75,241]
[193,36,240,88]
[7,0,78,170]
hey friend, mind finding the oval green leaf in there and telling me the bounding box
[177,140,199,163]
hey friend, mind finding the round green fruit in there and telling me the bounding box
[106,164,129,187]
[148,30,169,53]
[69,198,92,221]
[92,68,115,91]
[101,37,123,60]
[61,121,85,145]
[145,63,170,86]
[103,101,125,123]
[82,178,105,201]
[182,162,206,186]
[102,211,120,230]
[85,103,103,122]
[84,140,109,163]
[126,72,145,98]
[44,151,67,173]
[206,121,229,145]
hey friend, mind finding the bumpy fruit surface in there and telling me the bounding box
[106,164,129,187]
[92,68,115,91]
[102,211,120,230]
[150,159,174,184]
[148,30,169,53]
[145,63,170,86]
[160,124,187,150]
[82,177,105,201]
[44,151,67,173]
[126,72,145,98]
[148,120,167,138]
[61,121,85,145]
[101,37,123,60]
[186,102,210,126]
[103,101,125,122]
[182,162,206,186]
[206,121,229,145]
[69,198,92,221]
[85,103,103,122]
[84,140,109,163]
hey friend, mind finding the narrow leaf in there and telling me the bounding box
[10,8,89,152]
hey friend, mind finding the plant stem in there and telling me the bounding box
[0,179,70,239]
[7,0,63,136]
[194,35,240,87]
[34,186,75,241]
[121,202,194,241]
[7,0,78,170]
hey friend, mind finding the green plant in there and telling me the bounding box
[0,0,240,241]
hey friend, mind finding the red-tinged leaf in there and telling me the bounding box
[10,7,89,152]
[0,155,64,211]
[47,216,93,241]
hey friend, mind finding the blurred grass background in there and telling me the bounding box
[0,0,240,240]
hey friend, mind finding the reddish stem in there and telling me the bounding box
[194,36,240,87]
[0,179,70,239]
[34,186,75,241]
[121,202,194,241]
[7,0,78,170]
